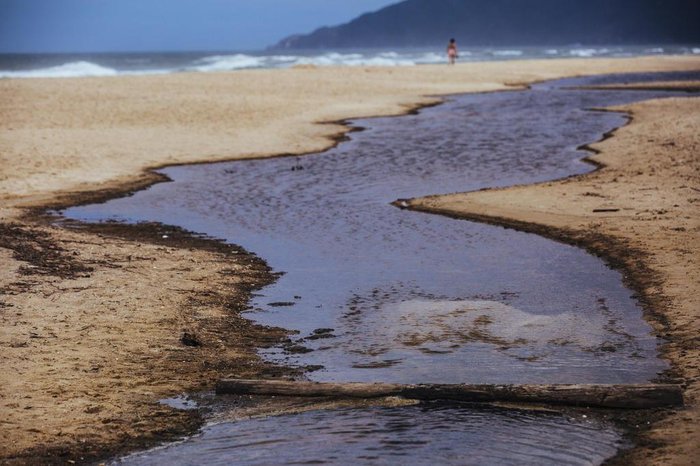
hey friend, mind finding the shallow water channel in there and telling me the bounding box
[65,72,697,464]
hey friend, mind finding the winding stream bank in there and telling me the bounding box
[59,72,699,464]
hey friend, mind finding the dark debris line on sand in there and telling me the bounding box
[0,213,302,465]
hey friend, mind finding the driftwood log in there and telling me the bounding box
[216,379,683,409]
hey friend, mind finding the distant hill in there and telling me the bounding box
[271,0,700,49]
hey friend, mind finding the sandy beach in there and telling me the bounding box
[1,56,699,463]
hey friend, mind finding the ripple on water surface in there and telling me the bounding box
[117,404,622,466]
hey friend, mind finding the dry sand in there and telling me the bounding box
[1,56,699,463]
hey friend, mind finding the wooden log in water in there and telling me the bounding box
[215,379,683,409]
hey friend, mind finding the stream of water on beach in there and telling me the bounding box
[65,72,698,465]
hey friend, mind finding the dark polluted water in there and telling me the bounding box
[64,71,698,465]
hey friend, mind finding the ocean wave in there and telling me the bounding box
[188,54,266,72]
[491,50,524,57]
[569,48,611,58]
[186,52,420,71]
[295,52,415,67]
[2,47,695,79]
[0,61,118,78]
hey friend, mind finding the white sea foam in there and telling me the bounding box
[1,47,694,79]
[189,54,266,72]
[295,52,416,67]
[185,52,420,71]
[569,48,596,57]
[292,50,460,67]
[0,61,118,79]
[492,50,523,57]
[268,55,299,63]
[569,48,612,58]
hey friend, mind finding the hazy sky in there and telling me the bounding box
[0,0,400,53]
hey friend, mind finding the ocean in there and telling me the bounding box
[1,45,699,79]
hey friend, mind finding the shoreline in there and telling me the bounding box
[1,57,699,463]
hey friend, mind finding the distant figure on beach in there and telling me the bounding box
[447,38,458,65]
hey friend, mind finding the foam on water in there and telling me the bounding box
[492,50,524,56]
[2,46,698,79]
[188,54,266,72]
[0,60,118,78]
[569,48,610,57]
[0,52,429,78]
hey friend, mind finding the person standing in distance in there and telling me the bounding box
[447,38,458,65]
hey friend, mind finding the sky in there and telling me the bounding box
[0,0,400,53]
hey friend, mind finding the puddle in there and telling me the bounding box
[160,395,198,411]
[64,71,700,464]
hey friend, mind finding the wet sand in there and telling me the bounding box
[575,80,700,92]
[1,57,699,463]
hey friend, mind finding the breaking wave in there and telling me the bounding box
[1,46,697,79]
[187,54,267,72]
[569,48,611,57]
[0,61,118,79]
[186,51,442,71]
[491,50,523,57]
